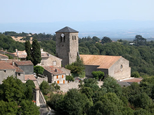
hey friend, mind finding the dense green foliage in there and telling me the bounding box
[47,76,154,115]
[1,32,154,76]
[40,81,51,95]
[32,39,42,65]
[0,76,39,115]
[92,71,104,80]
[101,36,112,44]
[65,57,85,77]
[25,39,42,65]
[25,40,32,60]
[34,66,44,76]
[0,34,25,52]
[66,75,74,82]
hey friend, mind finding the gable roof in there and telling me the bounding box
[0,61,15,70]
[56,26,78,33]
[43,66,65,75]
[80,55,121,69]
[15,61,33,66]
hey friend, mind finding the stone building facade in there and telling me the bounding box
[43,66,67,84]
[56,26,79,67]
[80,55,131,80]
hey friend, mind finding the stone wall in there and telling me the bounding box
[84,65,99,77]
[43,69,52,83]
[39,54,62,67]
[0,69,16,84]
[18,65,34,74]
[108,57,131,80]
[53,74,66,84]
[56,32,78,67]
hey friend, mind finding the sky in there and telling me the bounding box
[0,0,154,37]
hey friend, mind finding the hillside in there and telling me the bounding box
[1,33,154,77]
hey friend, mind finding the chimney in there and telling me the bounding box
[12,62,15,66]
[41,48,43,52]
[16,49,18,56]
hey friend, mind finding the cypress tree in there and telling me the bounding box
[32,40,41,65]
[25,40,33,61]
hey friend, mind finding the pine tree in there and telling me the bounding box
[25,40,33,61]
[32,40,41,65]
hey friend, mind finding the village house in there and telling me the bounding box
[80,55,131,80]
[0,60,36,84]
[43,66,70,84]
[0,54,8,60]
[12,49,62,67]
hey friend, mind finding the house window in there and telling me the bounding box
[62,75,64,78]
[4,70,6,72]
[18,73,20,76]
[53,61,56,66]
[57,75,58,79]
[57,80,59,84]
[120,65,123,69]
[120,65,123,71]
[63,80,65,84]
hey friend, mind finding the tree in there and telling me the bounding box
[0,100,18,115]
[40,81,51,95]
[92,71,104,81]
[80,87,94,98]
[25,40,32,61]
[18,100,40,115]
[101,37,112,44]
[101,76,122,96]
[134,35,146,45]
[83,78,99,92]
[56,89,90,115]
[32,39,41,65]
[131,71,140,78]
[34,66,44,76]
[2,76,26,102]
[65,57,85,77]
[66,75,74,82]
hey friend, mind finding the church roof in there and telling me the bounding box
[80,55,121,69]
[56,26,78,33]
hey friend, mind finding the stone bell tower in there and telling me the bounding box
[56,26,79,67]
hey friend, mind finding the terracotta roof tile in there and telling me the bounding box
[121,78,142,83]
[14,66,24,73]
[80,55,121,69]
[0,54,8,58]
[15,61,33,66]
[0,61,15,70]
[25,74,36,81]
[43,66,65,75]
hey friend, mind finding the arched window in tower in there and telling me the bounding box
[61,33,65,42]
[72,36,76,40]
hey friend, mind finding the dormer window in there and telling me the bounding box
[4,70,6,72]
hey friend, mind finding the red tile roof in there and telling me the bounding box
[15,61,33,66]
[80,55,121,69]
[0,54,8,58]
[0,61,15,70]
[14,66,24,73]
[43,66,65,75]
[25,74,36,81]
[121,78,142,83]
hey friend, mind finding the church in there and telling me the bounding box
[55,26,132,81]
